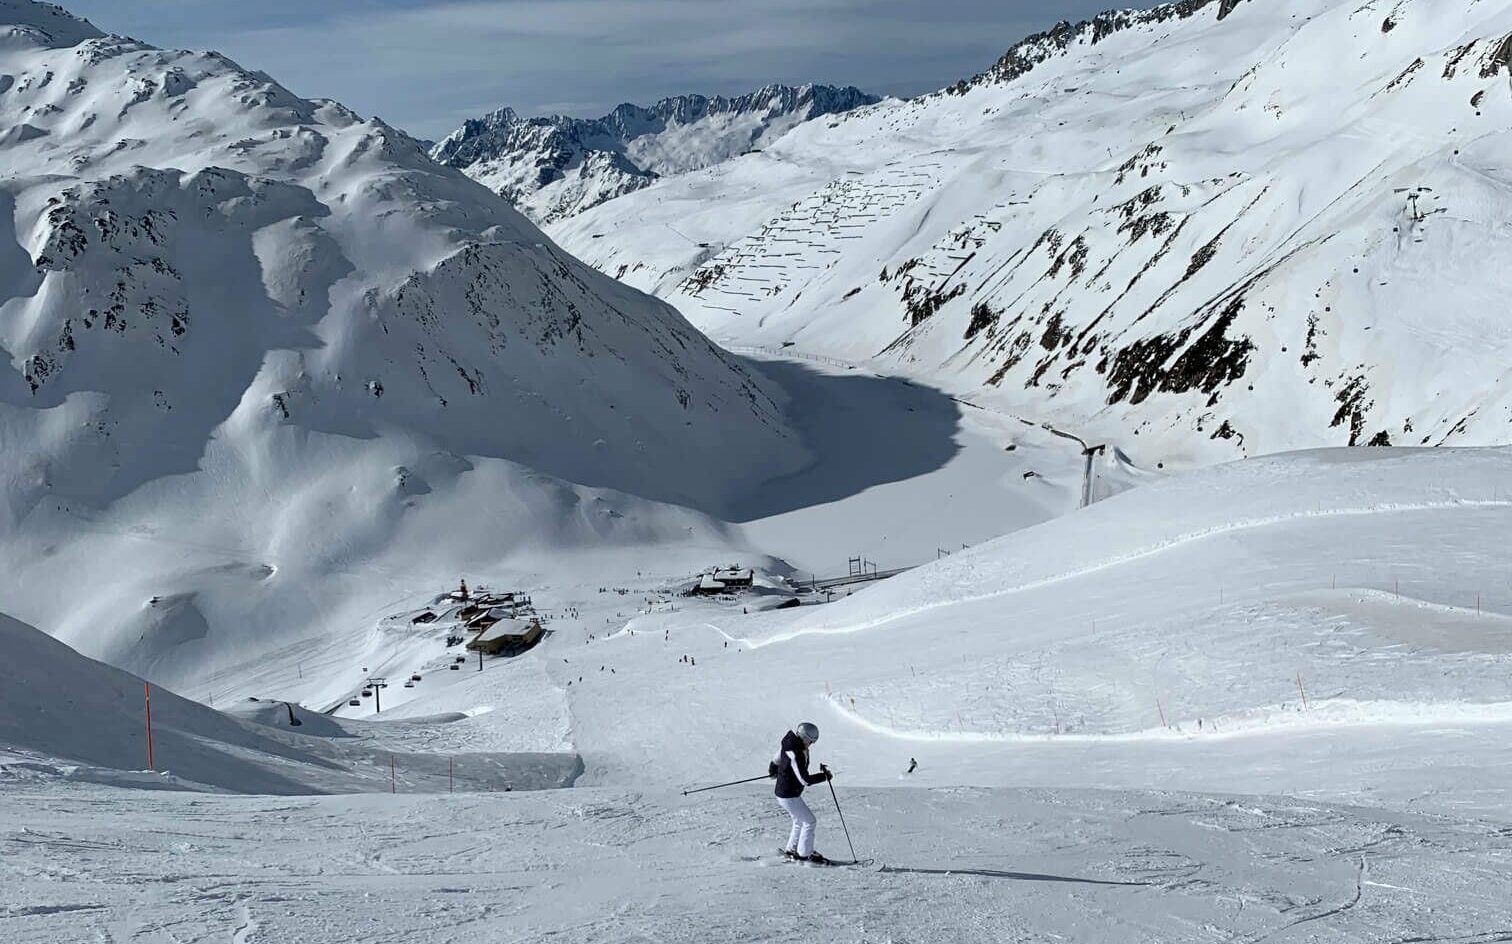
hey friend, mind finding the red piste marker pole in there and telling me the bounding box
[144,682,156,771]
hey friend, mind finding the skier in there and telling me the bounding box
[769,721,832,864]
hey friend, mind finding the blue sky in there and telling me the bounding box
[64,1,1153,139]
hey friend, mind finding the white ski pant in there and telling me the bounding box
[778,796,817,856]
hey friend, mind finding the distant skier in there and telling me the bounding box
[906,757,917,774]
[769,721,832,864]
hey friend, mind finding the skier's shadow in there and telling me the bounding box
[879,865,1150,886]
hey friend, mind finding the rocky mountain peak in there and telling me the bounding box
[431,83,880,223]
[0,0,101,48]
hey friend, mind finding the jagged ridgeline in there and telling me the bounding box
[431,85,880,223]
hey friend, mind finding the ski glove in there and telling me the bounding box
[768,761,779,779]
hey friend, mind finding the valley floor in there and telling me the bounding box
[6,359,1512,942]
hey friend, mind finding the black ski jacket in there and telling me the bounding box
[770,730,828,798]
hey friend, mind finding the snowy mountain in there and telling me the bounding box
[0,0,807,689]
[431,85,880,223]
[10,2,1512,940]
[555,0,1512,466]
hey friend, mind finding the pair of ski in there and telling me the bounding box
[777,849,874,868]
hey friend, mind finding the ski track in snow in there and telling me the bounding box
[3,784,1512,944]
[728,495,1512,650]
[3,1,1512,941]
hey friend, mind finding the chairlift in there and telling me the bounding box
[404,681,415,688]
[348,698,361,706]
[361,689,372,698]
[450,663,460,670]
[410,673,422,682]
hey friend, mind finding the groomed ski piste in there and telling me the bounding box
[4,0,1512,941]
[8,444,1512,942]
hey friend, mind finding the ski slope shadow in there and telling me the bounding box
[723,357,962,521]
[878,864,1150,886]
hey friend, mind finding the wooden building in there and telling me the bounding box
[466,617,543,655]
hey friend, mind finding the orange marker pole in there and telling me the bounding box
[144,682,156,771]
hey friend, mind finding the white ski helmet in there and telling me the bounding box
[796,722,819,744]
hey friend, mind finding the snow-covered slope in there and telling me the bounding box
[10,444,1512,939]
[0,610,580,793]
[556,0,1512,466]
[432,85,879,223]
[579,445,1512,808]
[0,1,806,689]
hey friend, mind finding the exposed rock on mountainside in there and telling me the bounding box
[0,0,803,686]
[555,0,1512,464]
[431,85,879,223]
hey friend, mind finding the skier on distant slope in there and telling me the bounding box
[769,721,832,864]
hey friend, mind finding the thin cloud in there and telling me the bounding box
[63,0,1158,138]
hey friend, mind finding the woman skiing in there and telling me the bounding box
[769,721,832,864]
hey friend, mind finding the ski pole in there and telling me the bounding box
[823,766,859,863]
[681,774,769,796]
